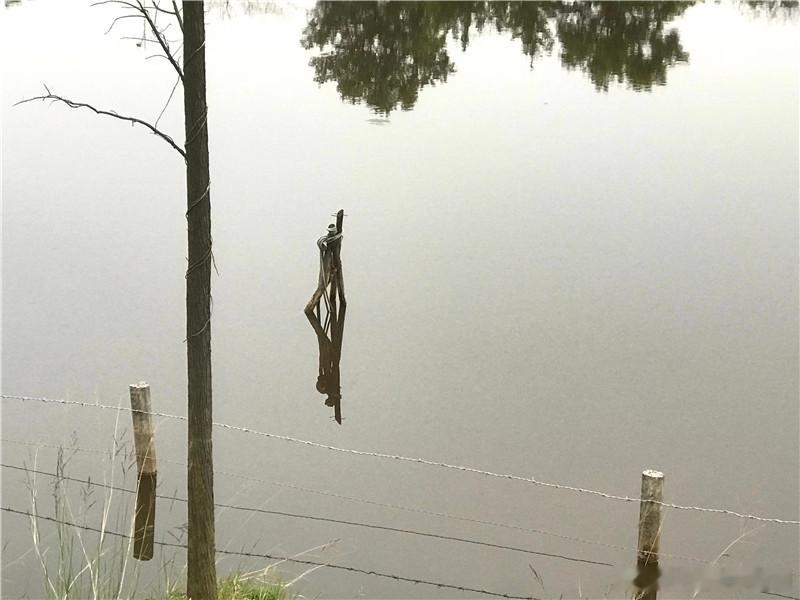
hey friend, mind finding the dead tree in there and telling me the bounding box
[17,2,217,597]
[305,210,347,424]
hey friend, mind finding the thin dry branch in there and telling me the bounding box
[121,35,165,44]
[135,0,184,81]
[150,0,178,17]
[155,75,181,128]
[15,89,186,159]
[145,53,180,66]
[93,0,183,81]
[151,0,183,34]
[93,0,140,12]
[104,13,141,35]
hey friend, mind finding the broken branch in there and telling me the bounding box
[15,90,186,160]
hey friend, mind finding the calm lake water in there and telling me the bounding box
[2,1,799,598]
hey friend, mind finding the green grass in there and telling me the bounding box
[162,573,290,600]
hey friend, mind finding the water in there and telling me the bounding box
[2,1,798,598]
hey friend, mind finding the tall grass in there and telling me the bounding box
[25,428,147,600]
[22,425,303,600]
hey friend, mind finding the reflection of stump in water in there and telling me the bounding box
[304,210,346,424]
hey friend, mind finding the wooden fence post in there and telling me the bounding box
[129,382,157,561]
[633,469,664,599]
[637,469,664,564]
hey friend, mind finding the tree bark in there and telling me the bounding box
[182,2,216,599]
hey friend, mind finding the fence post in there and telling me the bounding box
[633,469,664,599]
[637,469,664,564]
[129,382,157,561]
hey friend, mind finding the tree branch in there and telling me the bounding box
[155,74,181,128]
[150,0,178,17]
[171,0,183,33]
[92,0,140,11]
[135,0,184,81]
[121,35,165,44]
[93,0,184,81]
[104,13,141,35]
[15,90,186,160]
[151,0,183,34]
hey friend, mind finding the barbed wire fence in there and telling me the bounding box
[0,437,715,565]
[0,463,614,567]
[2,392,799,599]
[3,394,798,525]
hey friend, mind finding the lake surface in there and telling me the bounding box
[2,1,798,598]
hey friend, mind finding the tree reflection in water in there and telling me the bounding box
[301,1,694,113]
[300,2,459,114]
[555,3,691,91]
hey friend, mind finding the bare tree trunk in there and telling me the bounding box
[182,2,216,599]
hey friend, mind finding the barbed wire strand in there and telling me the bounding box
[0,462,614,567]
[761,592,800,600]
[0,437,713,564]
[4,393,798,526]
[1,506,540,600]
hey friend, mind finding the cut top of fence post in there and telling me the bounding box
[129,382,157,474]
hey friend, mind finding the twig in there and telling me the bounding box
[121,36,163,44]
[134,0,183,81]
[155,75,181,128]
[149,0,183,35]
[93,0,183,80]
[104,14,141,35]
[92,0,140,12]
[150,0,179,19]
[120,34,179,46]
[14,90,186,159]
[145,53,180,66]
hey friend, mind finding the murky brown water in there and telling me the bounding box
[3,1,798,598]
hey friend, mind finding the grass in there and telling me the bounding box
[25,427,147,600]
[162,573,290,600]
[20,420,301,600]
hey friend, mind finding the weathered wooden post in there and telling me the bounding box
[129,382,157,561]
[637,469,664,564]
[633,469,664,600]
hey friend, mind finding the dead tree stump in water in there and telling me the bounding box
[305,209,347,423]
